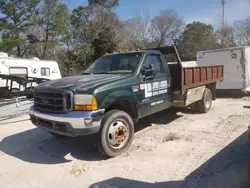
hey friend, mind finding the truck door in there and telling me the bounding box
[139,53,172,117]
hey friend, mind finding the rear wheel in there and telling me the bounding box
[98,110,134,158]
[190,102,199,112]
[198,88,212,113]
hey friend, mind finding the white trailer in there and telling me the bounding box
[196,46,250,93]
[0,52,61,92]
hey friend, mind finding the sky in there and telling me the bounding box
[66,0,250,26]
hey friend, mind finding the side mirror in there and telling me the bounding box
[141,64,154,81]
[140,68,145,75]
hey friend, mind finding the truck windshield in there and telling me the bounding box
[84,52,142,74]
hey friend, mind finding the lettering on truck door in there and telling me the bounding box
[139,53,172,117]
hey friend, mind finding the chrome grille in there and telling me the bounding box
[34,88,73,113]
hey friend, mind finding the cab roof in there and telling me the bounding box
[103,46,178,57]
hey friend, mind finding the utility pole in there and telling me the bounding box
[221,0,225,28]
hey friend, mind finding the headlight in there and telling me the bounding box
[73,94,98,111]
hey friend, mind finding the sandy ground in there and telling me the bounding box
[0,98,250,188]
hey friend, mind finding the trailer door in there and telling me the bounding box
[243,47,250,91]
[197,49,244,90]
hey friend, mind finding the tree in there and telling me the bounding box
[0,0,40,57]
[215,25,235,48]
[70,5,120,45]
[57,45,94,76]
[174,21,219,61]
[62,3,121,74]
[88,0,119,9]
[213,14,236,48]
[149,9,185,47]
[233,17,250,46]
[88,6,121,59]
[27,0,70,59]
[118,10,151,49]
[92,26,118,59]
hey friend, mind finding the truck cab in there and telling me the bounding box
[29,46,223,158]
[83,49,173,120]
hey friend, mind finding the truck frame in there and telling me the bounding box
[29,45,224,158]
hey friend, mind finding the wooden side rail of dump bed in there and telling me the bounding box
[182,65,224,94]
[146,45,224,96]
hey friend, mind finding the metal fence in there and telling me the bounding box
[0,98,33,121]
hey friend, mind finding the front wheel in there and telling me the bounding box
[98,110,134,158]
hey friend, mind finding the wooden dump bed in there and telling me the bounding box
[182,65,224,94]
[147,46,224,95]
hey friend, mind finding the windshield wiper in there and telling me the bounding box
[82,72,110,75]
[93,72,110,74]
[85,71,132,75]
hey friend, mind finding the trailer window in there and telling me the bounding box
[9,67,27,76]
[41,68,50,76]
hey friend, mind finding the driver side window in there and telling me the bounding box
[143,54,165,75]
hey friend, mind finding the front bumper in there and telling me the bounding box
[29,105,105,137]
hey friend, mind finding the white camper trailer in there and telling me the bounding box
[196,46,250,93]
[0,53,61,92]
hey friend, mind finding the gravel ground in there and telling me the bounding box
[0,98,250,188]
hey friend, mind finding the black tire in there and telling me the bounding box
[198,88,212,113]
[98,110,134,158]
[190,102,199,113]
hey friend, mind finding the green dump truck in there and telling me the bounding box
[29,46,224,157]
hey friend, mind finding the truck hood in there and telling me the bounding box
[37,74,127,92]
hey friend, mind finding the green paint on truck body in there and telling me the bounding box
[37,50,173,120]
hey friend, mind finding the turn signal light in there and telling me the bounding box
[74,97,98,111]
